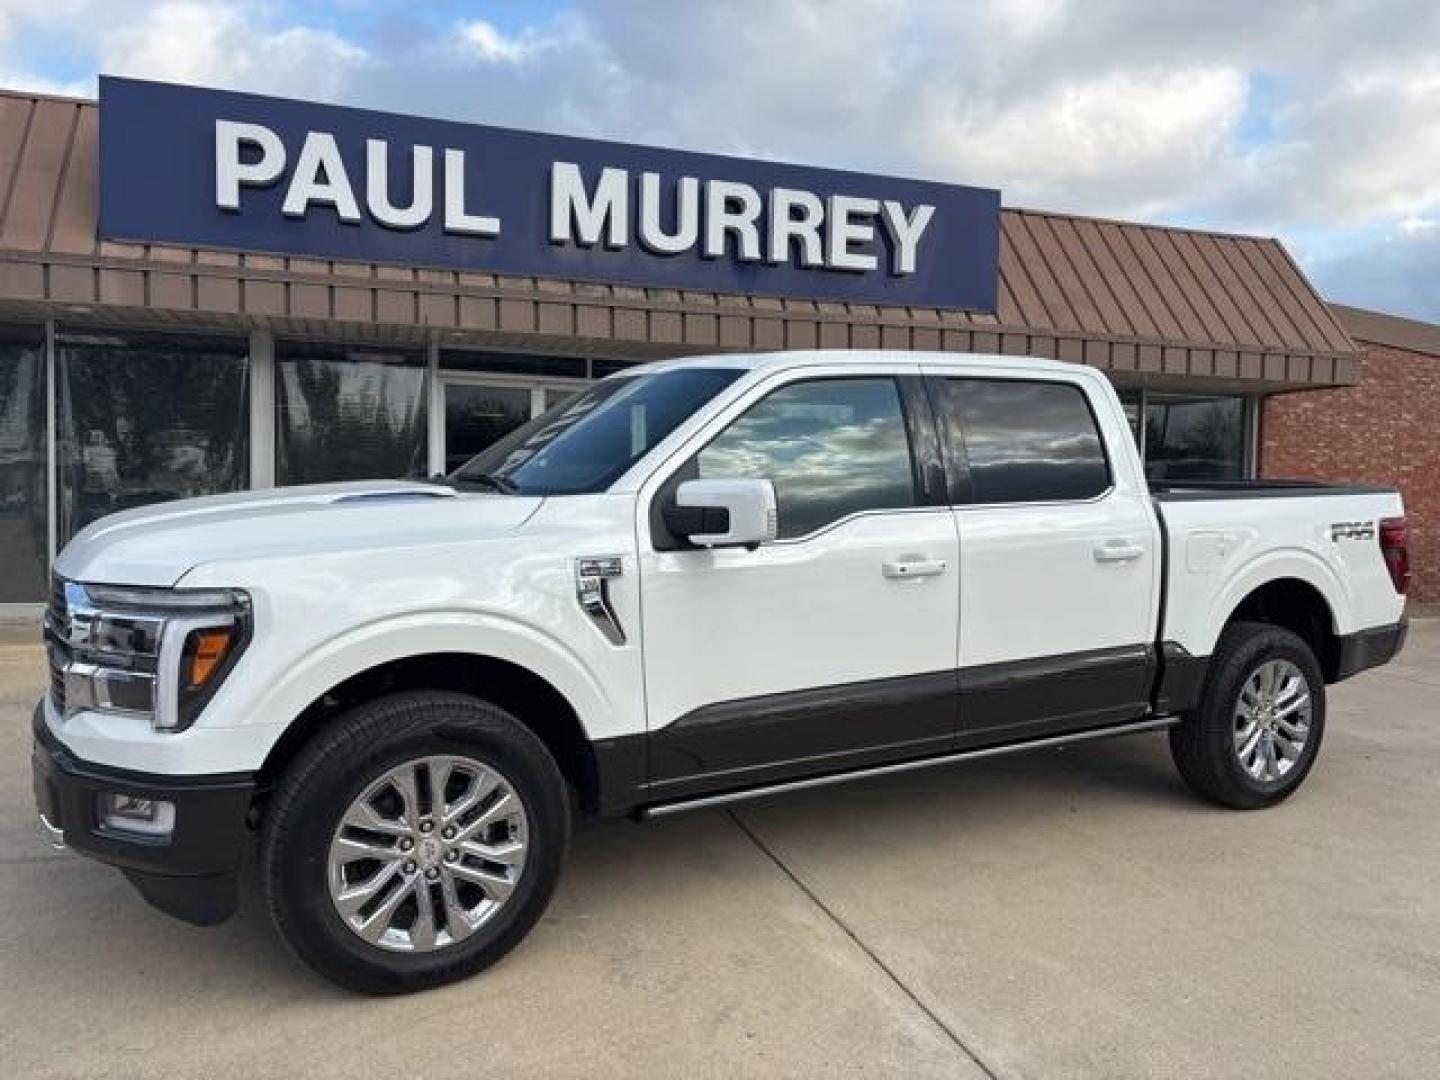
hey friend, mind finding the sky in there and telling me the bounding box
[2,0,1438,321]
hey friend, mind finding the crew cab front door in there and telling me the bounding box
[637,367,960,802]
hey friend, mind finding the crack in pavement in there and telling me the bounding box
[726,808,1003,1080]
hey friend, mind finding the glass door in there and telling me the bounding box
[432,372,586,475]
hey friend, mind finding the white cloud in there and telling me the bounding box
[919,67,1248,218]
[101,2,369,99]
[457,19,532,65]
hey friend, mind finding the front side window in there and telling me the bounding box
[452,367,743,496]
[696,377,917,539]
[938,378,1110,503]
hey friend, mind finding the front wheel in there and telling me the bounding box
[260,691,570,993]
[1169,621,1326,810]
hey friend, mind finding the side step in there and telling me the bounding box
[640,716,1180,819]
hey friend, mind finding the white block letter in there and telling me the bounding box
[366,139,433,230]
[703,180,762,261]
[215,120,285,211]
[281,131,361,223]
[550,162,628,248]
[443,149,501,237]
[880,200,935,275]
[768,187,824,267]
[638,172,699,255]
[827,194,879,272]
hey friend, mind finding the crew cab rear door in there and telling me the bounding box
[636,363,960,801]
[925,368,1161,744]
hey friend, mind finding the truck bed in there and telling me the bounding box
[1150,479,1406,661]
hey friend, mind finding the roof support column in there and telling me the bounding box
[249,327,275,488]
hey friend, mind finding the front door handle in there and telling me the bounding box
[1094,539,1145,563]
[882,559,947,579]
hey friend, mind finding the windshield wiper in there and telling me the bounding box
[449,472,519,494]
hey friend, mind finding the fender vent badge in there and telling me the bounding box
[575,556,626,645]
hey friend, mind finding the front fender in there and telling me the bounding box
[196,610,621,771]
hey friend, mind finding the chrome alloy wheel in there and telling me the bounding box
[1233,658,1313,783]
[327,755,529,953]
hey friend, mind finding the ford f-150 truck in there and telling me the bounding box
[32,350,1409,992]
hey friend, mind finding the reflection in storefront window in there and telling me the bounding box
[276,344,427,485]
[444,383,532,473]
[0,328,47,600]
[1145,395,1244,479]
[57,333,250,546]
[1115,388,1247,480]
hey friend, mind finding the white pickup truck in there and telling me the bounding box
[33,350,1409,992]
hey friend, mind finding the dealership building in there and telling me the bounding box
[0,77,1433,610]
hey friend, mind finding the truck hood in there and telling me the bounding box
[54,480,544,587]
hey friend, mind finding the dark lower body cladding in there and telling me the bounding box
[1335,616,1408,680]
[30,704,255,926]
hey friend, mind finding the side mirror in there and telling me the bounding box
[664,478,778,548]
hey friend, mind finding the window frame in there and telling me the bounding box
[652,372,935,548]
[929,374,1116,508]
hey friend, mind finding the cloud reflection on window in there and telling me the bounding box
[698,378,916,538]
[941,379,1109,503]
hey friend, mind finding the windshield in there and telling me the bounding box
[448,367,744,495]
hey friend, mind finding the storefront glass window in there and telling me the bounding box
[57,332,250,546]
[276,344,427,485]
[1145,395,1245,480]
[0,327,48,601]
[1115,388,1248,480]
[443,383,532,473]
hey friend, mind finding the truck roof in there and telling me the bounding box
[620,349,1090,379]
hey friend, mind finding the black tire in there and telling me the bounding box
[1169,621,1326,810]
[260,691,570,994]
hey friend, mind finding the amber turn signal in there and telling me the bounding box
[187,628,235,687]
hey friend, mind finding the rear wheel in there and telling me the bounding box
[1169,621,1326,809]
[260,691,570,993]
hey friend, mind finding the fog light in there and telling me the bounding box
[98,793,176,839]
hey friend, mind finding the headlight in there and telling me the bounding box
[46,579,251,732]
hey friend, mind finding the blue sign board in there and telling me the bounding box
[99,76,1000,311]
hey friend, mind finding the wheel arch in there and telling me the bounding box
[257,651,606,816]
[1217,575,1343,683]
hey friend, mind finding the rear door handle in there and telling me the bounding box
[1094,539,1145,563]
[882,559,947,579]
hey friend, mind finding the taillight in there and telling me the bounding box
[1379,516,1409,595]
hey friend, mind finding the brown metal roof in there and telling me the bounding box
[1329,302,1440,357]
[0,88,1360,386]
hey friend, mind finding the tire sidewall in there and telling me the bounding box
[1206,626,1327,805]
[264,693,569,993]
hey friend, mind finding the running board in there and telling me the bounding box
[640,716,1181,819]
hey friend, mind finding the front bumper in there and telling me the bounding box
[31,703,256,926]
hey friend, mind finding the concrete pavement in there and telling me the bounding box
[1,623,1437,1079]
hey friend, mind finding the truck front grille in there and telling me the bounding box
[44,574,68,713]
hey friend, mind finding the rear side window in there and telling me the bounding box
[696,377,917,538]
[937,378,1110,503]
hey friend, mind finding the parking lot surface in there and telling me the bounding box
[2,621,1437,1079]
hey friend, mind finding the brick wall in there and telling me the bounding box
[1262,341,1439,601]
